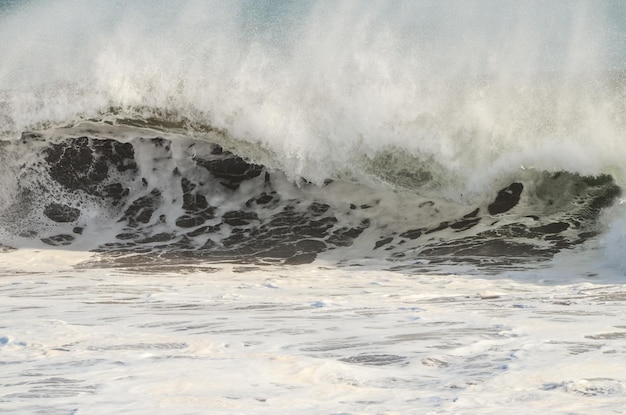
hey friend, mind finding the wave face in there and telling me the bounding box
[0,125,620,270]
[1,1,626,270]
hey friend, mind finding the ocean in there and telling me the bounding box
[2,1,626,413]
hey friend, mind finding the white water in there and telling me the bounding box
[1,249,626,414]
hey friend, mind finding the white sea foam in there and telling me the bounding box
[1,249,625,414]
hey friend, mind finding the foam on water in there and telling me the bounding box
[1,249,626,414]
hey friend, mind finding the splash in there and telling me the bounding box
[0,1,624,185]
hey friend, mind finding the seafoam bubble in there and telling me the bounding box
[543,379,626,396]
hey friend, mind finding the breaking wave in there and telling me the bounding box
[1,1,626,271]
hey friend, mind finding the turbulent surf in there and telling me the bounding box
[4,2,626,414]
[1,0,626,270]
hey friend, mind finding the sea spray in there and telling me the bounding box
[0,1,624,187]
